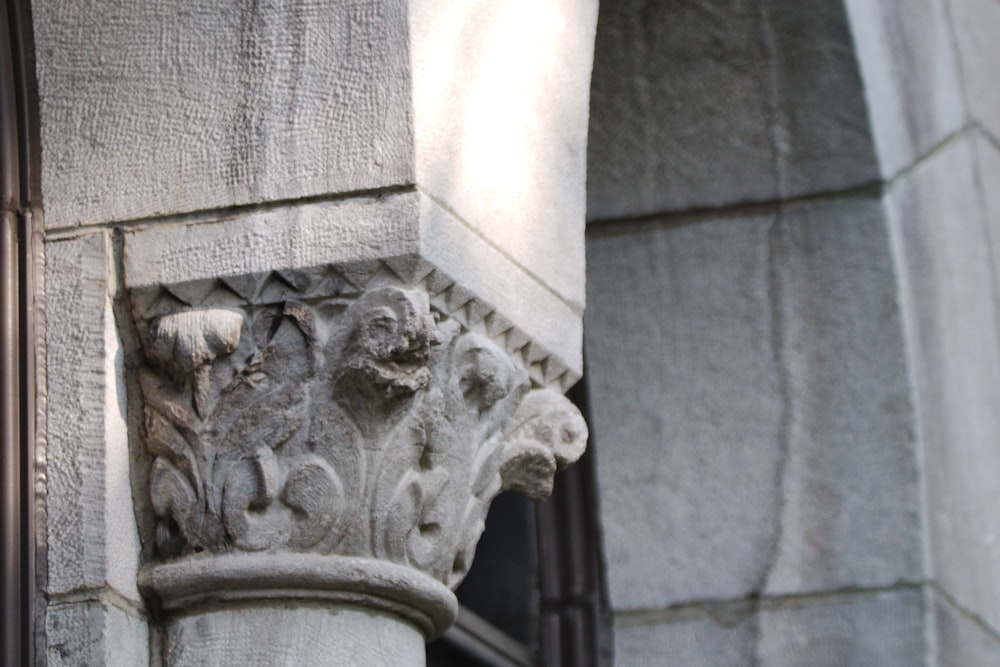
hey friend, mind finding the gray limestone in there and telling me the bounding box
[974,131,1000,301]
[33,0,595,310]
[586,0,878,222]
[417,194,583,378]
[45,601,148,667]
[614,589,927,667]
[44,233,142,602]
[845,0,966,178]
[586,196,921,612]
[166,605,426,667]
[762,198,921,597]
[121,194,422,289]
[946,0,1000,143]
[411,0,598,306]
[886,136,1000,637]
[934,591,1000,667]
[32,0,413,229]
[122,191,583,384]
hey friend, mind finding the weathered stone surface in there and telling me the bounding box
[587,214,782,609]
[411,0,598,305]
[886,137,1000,637]
[33,0,413,229]
[123,191,583,389]
[762,198,921,597]
[615,607,757,666]
[946,0,1000,142]
[614,590,926,667]
[129,273,586,645]
[418,195,583,381]
[845,0,966,177]
[45,233,141,601]
[34,0,594,313]
[586,0,878,222]
[122,194,420,289]
[974,131,1000,301]
[934,591,1000,667]
[586,197,920,611]
[46,602,148,667]
[166,605,425,667]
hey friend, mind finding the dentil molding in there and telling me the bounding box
[129,261,587,637]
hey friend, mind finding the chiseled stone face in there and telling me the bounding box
[32,0,414,229]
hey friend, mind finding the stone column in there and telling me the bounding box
[126,251,588,666]
[94,3,600,665]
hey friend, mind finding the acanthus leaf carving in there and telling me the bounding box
[498,388,589,500]
[132,269,587,607]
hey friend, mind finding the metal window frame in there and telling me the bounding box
[1,0,38,663]
[535,379,613,667]
[431,376,613,667]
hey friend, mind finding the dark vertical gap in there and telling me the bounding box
[535,373,613,667]
[0,2,23,664]
[1,0,38,663]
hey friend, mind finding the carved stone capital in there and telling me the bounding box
[130,263,587,638]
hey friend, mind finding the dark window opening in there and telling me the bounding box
[1,0,39,664]
[427,381,612,667]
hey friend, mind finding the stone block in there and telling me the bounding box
[614,589,926,667]
[412,0,597,305]
[886,137,1000,637]
[756,590,927,666]
[34,0,595,310]
[586,196,919,611]
[123,191,582,384]
[46,601,148,667]
[615,607,757,666]
[122,194,421,289]
[934,591,1000,667]
[33,0,413,228]
[45,233,142,601]
[762,198,921,597]
[946,0,1000,142]
[845,0,966,177]
[586,0,878,222]
[974,131,1000,298]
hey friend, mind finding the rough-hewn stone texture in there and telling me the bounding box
[586,0,878,222]
[33,0,596,313]
[946,0,1000,142]
[32,0,413,229]
[45,233,141,601]
[845,0,966,177]
[411,0,598,306]
[45,602,148,667]
[886,137,1000,637]
[122,194,421,288]
[614,590,927,667]
[586,196,920,612]
[122,192,583,384]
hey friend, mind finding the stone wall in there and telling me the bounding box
[32,1,597,664]
[585,0,1000,664]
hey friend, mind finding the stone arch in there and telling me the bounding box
[582,0,946,663]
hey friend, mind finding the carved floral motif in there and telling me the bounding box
[134,274,587,591]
